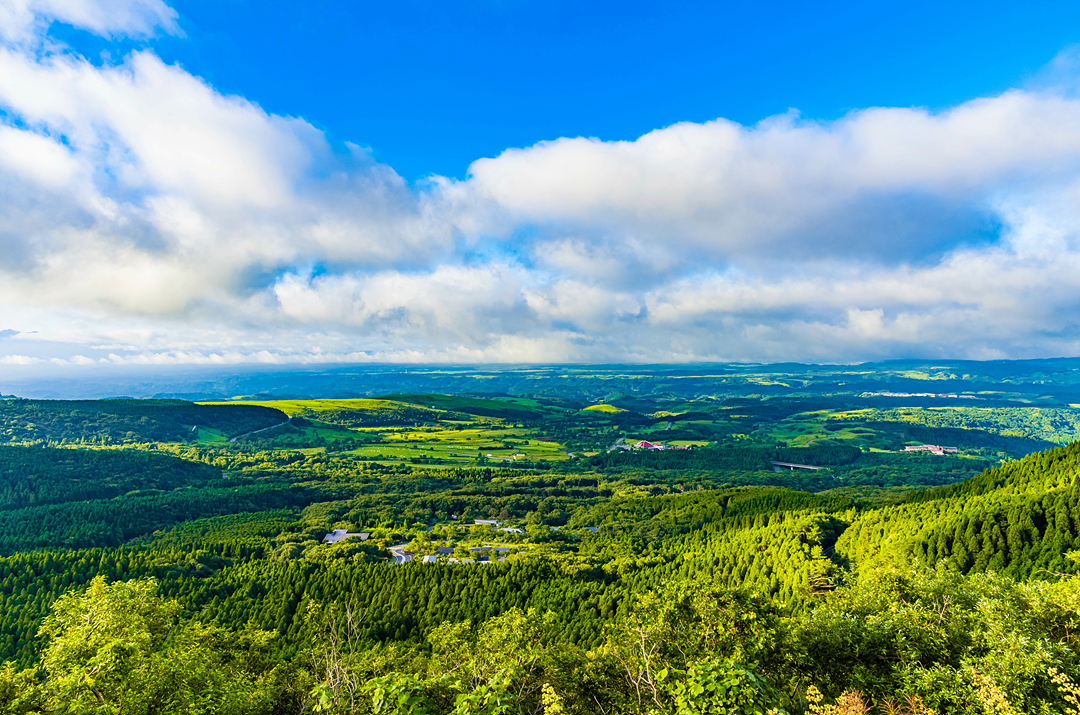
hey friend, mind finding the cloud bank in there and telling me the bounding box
[3,0,1080,367]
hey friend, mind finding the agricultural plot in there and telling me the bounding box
[203,396,573,464]
[195,392,1069,473]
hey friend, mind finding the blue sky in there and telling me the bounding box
[54,1,1080,180]
[4,0,1080,369]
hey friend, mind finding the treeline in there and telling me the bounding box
[0,445,219,510]
[0,398,287,444]
[833,406,1080,445]
[6,564,1080,714]
[380,394,553,422]
[0,484,313,555]
[585,442,863,471]
[839,441,1080,580]
[868,421,1056,455]
[280,402,447,428]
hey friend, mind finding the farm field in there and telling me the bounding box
[205,396,573,465]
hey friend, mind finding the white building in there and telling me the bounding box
[322,529,371,544]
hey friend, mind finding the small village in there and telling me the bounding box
[322,519,598,565]
[903,443,959,455]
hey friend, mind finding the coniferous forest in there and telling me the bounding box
[4,362,1080,714]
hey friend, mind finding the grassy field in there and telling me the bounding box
[193,426,229,444]
[368,424,570,462]
[583,404,625,413]
[201,397,570,463]
[195,393,1067,465]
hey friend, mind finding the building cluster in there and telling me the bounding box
[904,444,959,455]
[631,440,689,450]
[326,518,597,567]
[321,529,371,544]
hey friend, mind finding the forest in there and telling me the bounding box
[3,363,1080,714]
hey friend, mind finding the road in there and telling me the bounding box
[606,436,625,453]
[230,416,292,443]
[388,544,413,564]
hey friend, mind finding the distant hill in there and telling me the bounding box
[0,398,286,444]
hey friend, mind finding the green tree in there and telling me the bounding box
[37,576,282,714]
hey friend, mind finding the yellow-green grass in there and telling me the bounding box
[743,378,793,387]
[200,398,445,419]
[582,404,625,413]
[350,423,569,462]
[349,445,468,459]
[897,370,956,380]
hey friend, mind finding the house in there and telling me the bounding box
[582,526,599,534]
[421,555,438,564]
[474,519,501,527]
[322,529,371,544]
[435,546,455,556]
[500,527,525,534]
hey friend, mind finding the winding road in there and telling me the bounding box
[230,416,292,443]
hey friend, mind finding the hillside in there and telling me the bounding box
[0,398,287,444]
[0,394,1079,713]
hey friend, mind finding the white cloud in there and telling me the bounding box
[0,0,178,43]
[0,354,42,365]
[3,3,1080,366]
[466,93,1080,267]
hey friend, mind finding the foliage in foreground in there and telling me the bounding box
[4,564,1080,715]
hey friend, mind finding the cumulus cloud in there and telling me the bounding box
[3,0,1080,367]
[470,95,1080,269]
[0,0,178,43]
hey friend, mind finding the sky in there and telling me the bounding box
[4,0,1080,370]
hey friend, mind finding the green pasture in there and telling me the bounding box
[294,417,574,463]
[349,445,471,460]
[489,397,546,408]
[192,426,229,444]
[767,411,890,450]
[384,425,569,461]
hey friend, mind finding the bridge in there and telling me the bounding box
[770,461,823,472]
